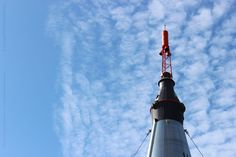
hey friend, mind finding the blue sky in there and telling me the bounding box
[1,0,236,157]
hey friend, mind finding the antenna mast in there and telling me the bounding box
[160,25,172,78]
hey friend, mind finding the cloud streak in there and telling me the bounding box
[48,0,236,157]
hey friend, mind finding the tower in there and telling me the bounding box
[146,27,191,157]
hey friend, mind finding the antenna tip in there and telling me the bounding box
[163,25,167,30]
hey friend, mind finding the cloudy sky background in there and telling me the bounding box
[48,0,236,157]
[1,0,236,157]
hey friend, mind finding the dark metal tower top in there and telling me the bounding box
[152,75,186,124]
[160,26,172,78]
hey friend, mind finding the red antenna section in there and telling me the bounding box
[160,26,172,78]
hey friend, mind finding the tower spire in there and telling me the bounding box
[146,27,191,157]
[160,26,172,78]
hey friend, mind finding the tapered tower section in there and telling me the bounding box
[146,27,191,157]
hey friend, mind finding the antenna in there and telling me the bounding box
[159,26,172,78]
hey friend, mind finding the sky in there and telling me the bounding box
[0,0,236,157]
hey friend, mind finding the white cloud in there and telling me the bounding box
[212,0,232,19]
[187,8,213,33]
[148,0,165,21]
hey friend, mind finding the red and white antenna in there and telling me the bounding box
[160,25,172,78]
